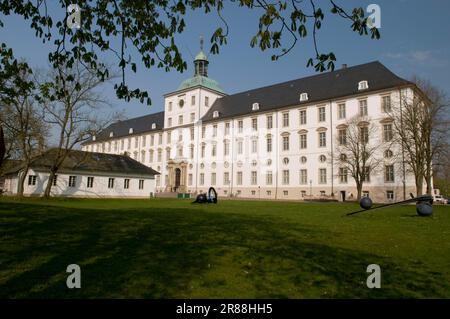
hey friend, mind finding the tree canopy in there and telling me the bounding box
[0,0,380,106]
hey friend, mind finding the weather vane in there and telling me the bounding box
[200,35,204,51]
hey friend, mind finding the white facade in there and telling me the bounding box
[82,60,424,203]
[3,168,156,198]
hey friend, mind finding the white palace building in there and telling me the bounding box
[82,51,424,202]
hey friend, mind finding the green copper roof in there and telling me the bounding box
[177,75,224,93]
[195,51,208,61]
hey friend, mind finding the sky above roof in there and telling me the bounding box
[1,0,449,121]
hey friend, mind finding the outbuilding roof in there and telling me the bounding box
[3,149,160,177]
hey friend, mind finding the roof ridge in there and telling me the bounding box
[223,61,384,98]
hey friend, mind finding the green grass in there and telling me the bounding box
[1,197,450,298]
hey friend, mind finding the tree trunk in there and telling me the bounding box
[425,174,433,195]
[416,175,424,197]
[356,182,363,201]
[44,169,56,198]
[17,166,29,197]
[0,126,5,167]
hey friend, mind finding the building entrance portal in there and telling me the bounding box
[166,160,187,193]
[175,168,181,188]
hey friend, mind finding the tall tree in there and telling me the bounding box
[0,78,48,196]
[0,45,35,167]
[389,78,449,196]
[39,61,116,197]
[333,115,382,200]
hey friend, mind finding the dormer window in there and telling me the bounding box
[212,111,219,118]
[300,93,308,101]
[358,80,369,90]
[129,128,133,134]
[151,123,156,129]
[92,135,96,141]
[252,103,260,111]
[109,132,114,138]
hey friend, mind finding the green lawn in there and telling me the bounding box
[1,197,450,298]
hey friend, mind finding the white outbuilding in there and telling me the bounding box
[1,149,160,198]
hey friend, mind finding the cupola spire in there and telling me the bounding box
[194,36,209,77]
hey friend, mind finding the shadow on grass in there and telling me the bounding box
[0,201,448,298]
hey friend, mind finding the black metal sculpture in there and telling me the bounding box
[192,187,218,204]
[347,193,433,216]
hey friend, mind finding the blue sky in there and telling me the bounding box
[1,0,449,120]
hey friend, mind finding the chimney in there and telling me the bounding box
[341,64,348,69]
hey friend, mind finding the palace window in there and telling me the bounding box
[358,80,369,90]
[225,122,230,135]
[224,172,230,185]
[319,168,327,184]
[282,112,289,127]
[198,144,204,158]
[386,190,394,200]
[300,169,308,185]
[385,165,395,182]
[266,136,272,153]
[300,92,308,101]
[318,107,326,122]
[338,103,346,119]
[338,129,347,145]
[282,170,290,185]
[252,118,258,131]
[299,109,307,125]
[124,179,130,189]
[382,95,391,113]
[359,99,368,116]
[251,139,258,153]
[237,171,243,185]
[266,171,273,185]
[139,180,144,190]
[363,166,371,182]
[238,141,243,155]
[300,134,307,149]
[267,115,273,129]
[251,171,257,185]
[383,124,393,142]
[282,136,290,151]
[224,141,230,156]
[339,167,348,183]
[319,132,326,147]
[360,126,369,144]
[108,178,114,189]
